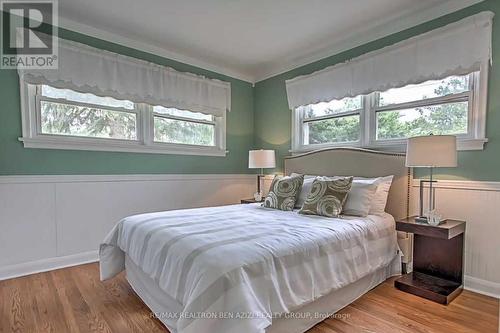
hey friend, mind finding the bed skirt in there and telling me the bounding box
[124,254,401,333]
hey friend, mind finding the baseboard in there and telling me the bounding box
[0,250,99,281]
[464,275,500,299]
[2,250,499,301]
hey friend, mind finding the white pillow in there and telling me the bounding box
[292,174,316,208]
[291,173,393,215]
[355,176,394,215]
[293,174,375,216]
[342,181,378,217]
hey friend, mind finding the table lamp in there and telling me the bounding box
[248,149,276,201]
[406,135,457,224]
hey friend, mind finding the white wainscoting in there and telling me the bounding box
[0,174,255,280]
[262,176,500,298]
[411,179,500,298]
[1,174,498,298]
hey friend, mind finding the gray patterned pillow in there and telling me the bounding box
[262,174,304,211]
[299,176,353,217]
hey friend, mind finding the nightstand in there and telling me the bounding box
[394,216,466,305]
[241,198,262,204]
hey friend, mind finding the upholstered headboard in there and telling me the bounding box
[284,148,411,220]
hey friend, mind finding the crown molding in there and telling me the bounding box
[253,0,485,82]
[57,17,256,84]
[56,0,484,84]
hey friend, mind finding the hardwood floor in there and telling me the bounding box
[0,263,498,333]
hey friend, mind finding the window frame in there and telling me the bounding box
[19,81,227,156]
[297,98,364,149]
[292,68,488,153]
[151,107,221,148]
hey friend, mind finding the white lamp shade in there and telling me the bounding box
[406,135,457,167]
[249,150,276,169]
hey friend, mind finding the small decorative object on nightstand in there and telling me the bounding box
[394,216,466,304]
[241,198,261,204]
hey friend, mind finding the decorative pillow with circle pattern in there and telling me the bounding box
[299,176,353,217]
[262,174,304,211]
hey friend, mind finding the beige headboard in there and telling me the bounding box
[284,148,411,220]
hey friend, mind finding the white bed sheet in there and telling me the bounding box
[100,203,399,333]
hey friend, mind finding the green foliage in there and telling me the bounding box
[308,116,359,144]
[153,117,214,146]
[305,97,361,144]
[306,77,468,144]
[376,77,468,139]
[41,101,136,140]
[41,101,215,146]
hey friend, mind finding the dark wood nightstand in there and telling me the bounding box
[241,198,263,204]
[394,216,466,305]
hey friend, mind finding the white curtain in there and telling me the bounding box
[18,37,231,117]
[286,11,494,110]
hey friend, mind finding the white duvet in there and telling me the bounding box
[100,203,399,333]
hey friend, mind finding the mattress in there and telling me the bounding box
[100,203,400,333]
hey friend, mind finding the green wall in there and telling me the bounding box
[1,2,499,178]
[254,0,500,181]
[0,29,254,175]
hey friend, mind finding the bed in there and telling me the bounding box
[100,148,411,333]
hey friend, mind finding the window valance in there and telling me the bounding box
[285,11,494,110]
[18,36,231,117]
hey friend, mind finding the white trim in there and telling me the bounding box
[19,82,227,156]
[292,71,489,153]
[0,173,255,184]
[411,179,500,192]
[57,17,255,84]
[0,251,98,281]
[368,138,488,152]
[464,275,500,299]
[254,0,486,82]
[290,137,488,154]
[19,136,228,156]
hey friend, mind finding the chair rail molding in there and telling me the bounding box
[411,179,500,192]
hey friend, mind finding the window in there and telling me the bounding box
[375,76,470,140]
[292,71,487,152]
[39,86,138,140]
[153,106,215,146]
[20,84,226,156]
[298,96,362,145]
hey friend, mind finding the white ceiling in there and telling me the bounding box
[58,0,482,83]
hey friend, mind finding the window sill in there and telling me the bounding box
[19,136,228,157]
[369,138,487,152]
[291,138,487,154]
